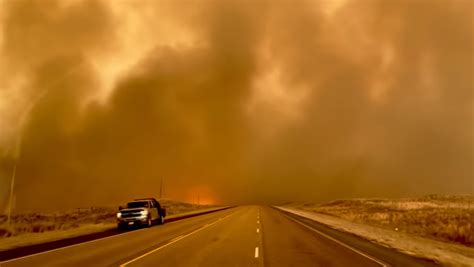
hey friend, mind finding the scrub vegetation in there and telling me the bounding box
[285,195,474,247]
[0,199,217,250]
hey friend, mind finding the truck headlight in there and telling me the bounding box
[140,210,148,217]
[117,212,122,218]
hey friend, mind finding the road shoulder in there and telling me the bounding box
[277,206,474,266]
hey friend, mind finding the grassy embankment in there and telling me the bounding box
[0,199,218,250]
[284,195,474,247]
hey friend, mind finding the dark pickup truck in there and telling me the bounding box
[117,198,166,229]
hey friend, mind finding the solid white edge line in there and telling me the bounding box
[255,247,259,258]
[0,225,150,264]
[0,208,231,265]
[280,212,389,267]
[119,212,234,267]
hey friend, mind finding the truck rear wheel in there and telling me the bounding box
[159,215,165,225]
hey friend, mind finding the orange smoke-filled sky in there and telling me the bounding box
[0,0,472,211]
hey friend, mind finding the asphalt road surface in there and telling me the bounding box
[1,206,436,266]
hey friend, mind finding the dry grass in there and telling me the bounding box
[0,207,115,238]
[0,199,216,239]
[158,199,217,216]
[285,195,474,247]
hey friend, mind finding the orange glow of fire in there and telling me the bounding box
[184,186,218,205]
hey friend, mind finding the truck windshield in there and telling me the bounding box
[127,201,149,208]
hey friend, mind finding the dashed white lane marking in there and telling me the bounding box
[119,212,235,266]
[255,247,259,258]
[257,228,259,233]
[257,220,260,224]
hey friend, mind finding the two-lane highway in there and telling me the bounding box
[1,206,436,266]
[121,206,263,267]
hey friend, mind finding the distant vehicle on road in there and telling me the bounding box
[117,198,166,229]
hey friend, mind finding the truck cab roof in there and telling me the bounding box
[126,200,151,208]
[134,198,162,207]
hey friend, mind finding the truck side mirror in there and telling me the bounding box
[119,206,123,210]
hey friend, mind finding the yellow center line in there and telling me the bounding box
[119,212,235,267]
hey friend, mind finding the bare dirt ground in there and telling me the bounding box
[0,199,218,251]
[282,194,474,266]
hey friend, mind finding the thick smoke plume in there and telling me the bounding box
[0,0,472,211]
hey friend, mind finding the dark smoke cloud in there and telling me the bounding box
[248,0,473,203]
[0,0,472,211]
[0,0,117,210]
